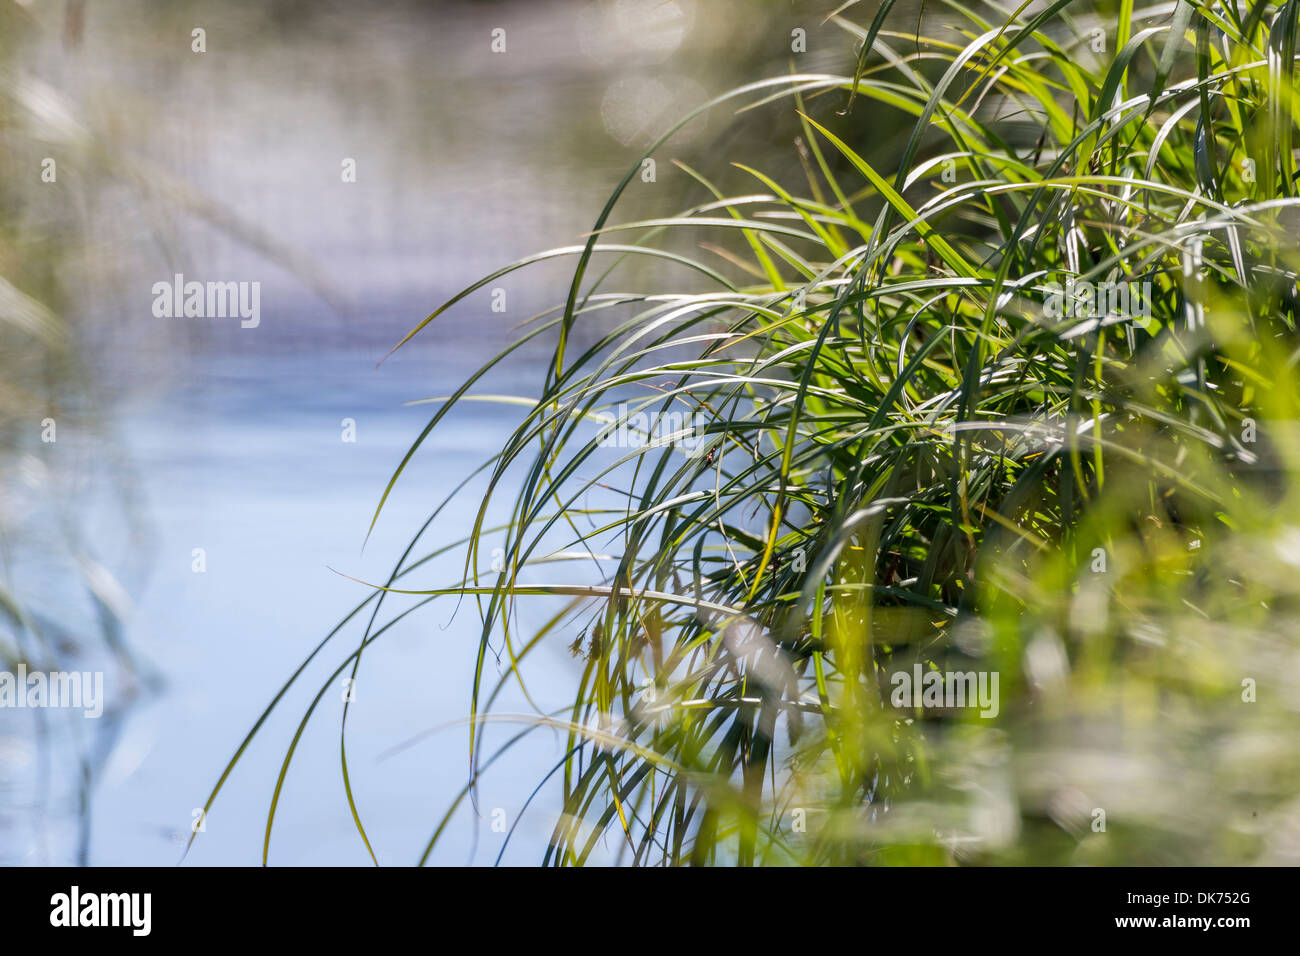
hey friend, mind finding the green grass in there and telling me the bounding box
[211,0,1300,865]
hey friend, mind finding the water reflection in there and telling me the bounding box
[1,0,821,864]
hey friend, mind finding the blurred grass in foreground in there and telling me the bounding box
[214,0,1300,865]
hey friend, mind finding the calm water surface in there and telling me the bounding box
[0,0,801,865]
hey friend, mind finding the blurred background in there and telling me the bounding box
[0,0,870,865]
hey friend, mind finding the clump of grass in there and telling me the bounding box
[211,0,1300,865]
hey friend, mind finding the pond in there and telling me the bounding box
[1,0,795,866]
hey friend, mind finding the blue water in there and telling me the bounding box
[64,329,592,866]
[0,0,747,867]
